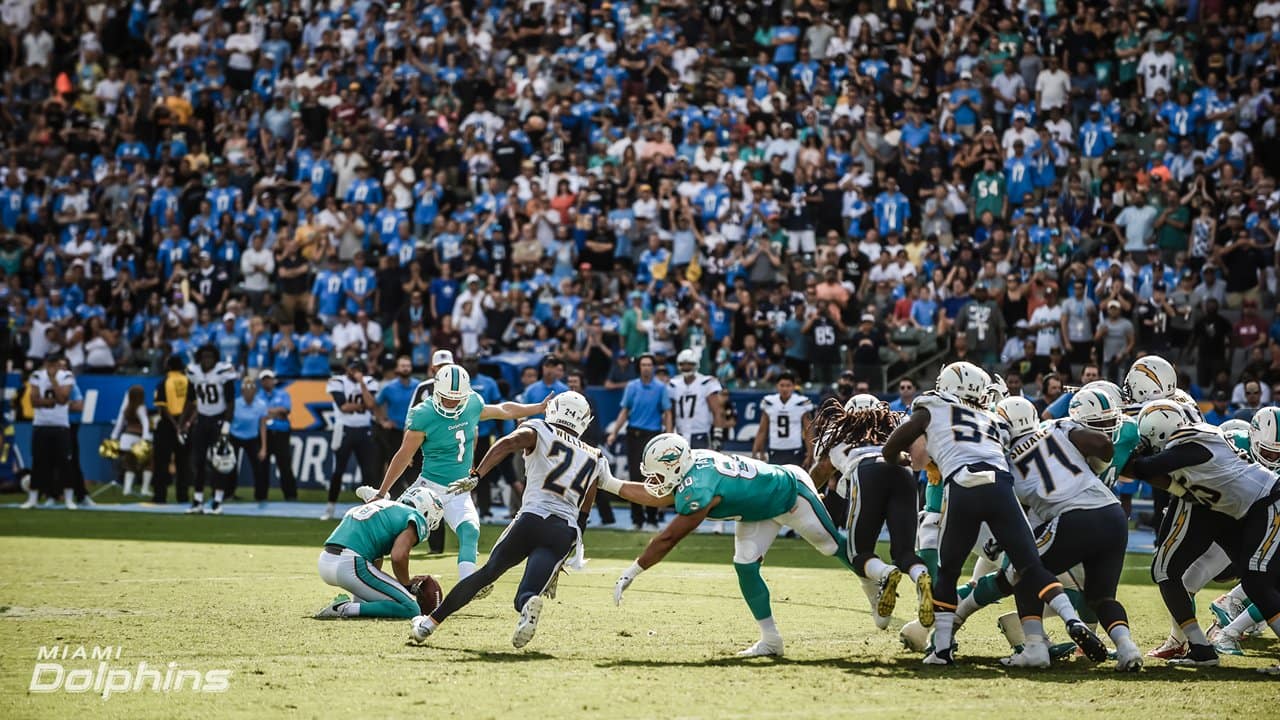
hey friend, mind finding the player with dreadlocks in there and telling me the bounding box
[811,398,934,631]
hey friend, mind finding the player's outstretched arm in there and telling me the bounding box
[480,394,553,421]
[372,429,425,500]
[615,503,714,606]
[597,469,675,508]
[448,426,536,495]
[883,408,929,466]
[1068,427,1114,463]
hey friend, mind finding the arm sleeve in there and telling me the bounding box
[1127,442,1214,480]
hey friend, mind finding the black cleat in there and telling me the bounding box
[1067,620,1108,663]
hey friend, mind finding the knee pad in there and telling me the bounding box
[455,522,480,564]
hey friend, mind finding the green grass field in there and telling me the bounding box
[0,509,1276,720]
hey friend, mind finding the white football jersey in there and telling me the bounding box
[186,362,238,417]
[760,392,813,451]
[669,373,723,436]
[1165,424,1274,520]
[521,419,608,524]
[913,391,1010,480]
[328,374,379,428]
[29,368,76,427]
[1008,419,1118,522]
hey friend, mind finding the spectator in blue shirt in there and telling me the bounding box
[299,318,334,377]
[228,378,269,504]
[1203,390,1234,426]
[520,355,570,415]
[606,354,673,531]
[257,370,296,502]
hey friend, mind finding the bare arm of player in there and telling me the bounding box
[752,412,769,460]
[472,426,536,478]
[908,435,929,471]
[636,501,716,569]
[372,429,425,500]
[883,408,929,466]
[388,526,419,588]
[1068,427,1114,463]
[708,392,727,428]
[479,394,553,421]
[809,456,836,492]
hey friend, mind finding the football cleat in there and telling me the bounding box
[474,584,494,601]
[1000,641,1050,668]
[1167,643,1219,667]
[1210,593,1246,627]
[543,573,560,600]
[1211,631,1244,656]
[1067,620,1108,662]
[512,595,544,649]
[64,496,78,510]
[185,500,204,515]
[861,578,890,630]
[409,615,435,643]
[900,620,930,653]
[922,647,954,665]
[209,501,223,515]
[319,508,334,521]
[1050,642,1079,661]
[1146,635,1188,659]
[19,495,37,509]
[876,567,902,621]
[916,572,934,628]
[1257,664,1280,675]
[314,597,350,619]
[1115,641,1144,672]
[737,637,784,658]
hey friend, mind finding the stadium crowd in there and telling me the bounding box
[0,0,1278,409]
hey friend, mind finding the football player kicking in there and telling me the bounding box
[609,433,861,658]
[1127,400,1280,669]
[882,362,1107,666]
[968,396,1142,670]
[314,487,443,619]
[809,396,935,632]
[410,393,604,648]
[367,365,550,583]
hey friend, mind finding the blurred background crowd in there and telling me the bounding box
[0,0,1278,410]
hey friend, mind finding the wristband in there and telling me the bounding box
[623,560,645,579]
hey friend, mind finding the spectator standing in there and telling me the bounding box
[229,378,269,506]
[606,354,673,531]
[258,370,297,503]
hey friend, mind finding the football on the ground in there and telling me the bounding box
[409,575,443,614]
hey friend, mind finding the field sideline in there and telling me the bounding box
[0,509,1276,720]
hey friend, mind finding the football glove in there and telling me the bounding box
[613,561,644,606]
[446,471,480,495]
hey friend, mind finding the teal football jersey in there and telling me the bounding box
[673,450,798,522]
[405,392,484,486]
[1098,416,1140,487]
[325,499,427,559]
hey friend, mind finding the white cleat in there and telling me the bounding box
[900,620,930,652]
[319,508,334,521]
[79,496,96,507]
[313,599,349,619]
[19,495,38,510]
[512,595,544,649]
[1210,592,1246,625]
[861,578,890,630]
[409,615,435,643]
[185,501,204,515]
[737,636,784,658]
[209,501,223,515]
[64,497,78,511]
[355,486,378,502]
[1000,641,1051,668]
[1212,631,1245,656]
[1115,641,1144,672]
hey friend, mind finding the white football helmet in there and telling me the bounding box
[432,364,472,419]
[1069,388,1123,438]
[1219,418,1251,437]
[845,393,886,411]
[936,361,991,409]
[640,433,693,498]
[996,396,1039,439]
[1249,408,1280,471]
[984,373,1009,409]
[1137,399,1189,451]
[399,486,445,530]
[1124,356,1177,404]
[546,391,592,436]
[208,436,237,474]
[1080,380,1124,412]
[676,349,699,368]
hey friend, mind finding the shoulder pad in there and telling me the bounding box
[761,394,778,407]
[1166,425,1220,447]
[913,391,956,411]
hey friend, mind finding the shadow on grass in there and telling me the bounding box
[596,654,1280,681]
